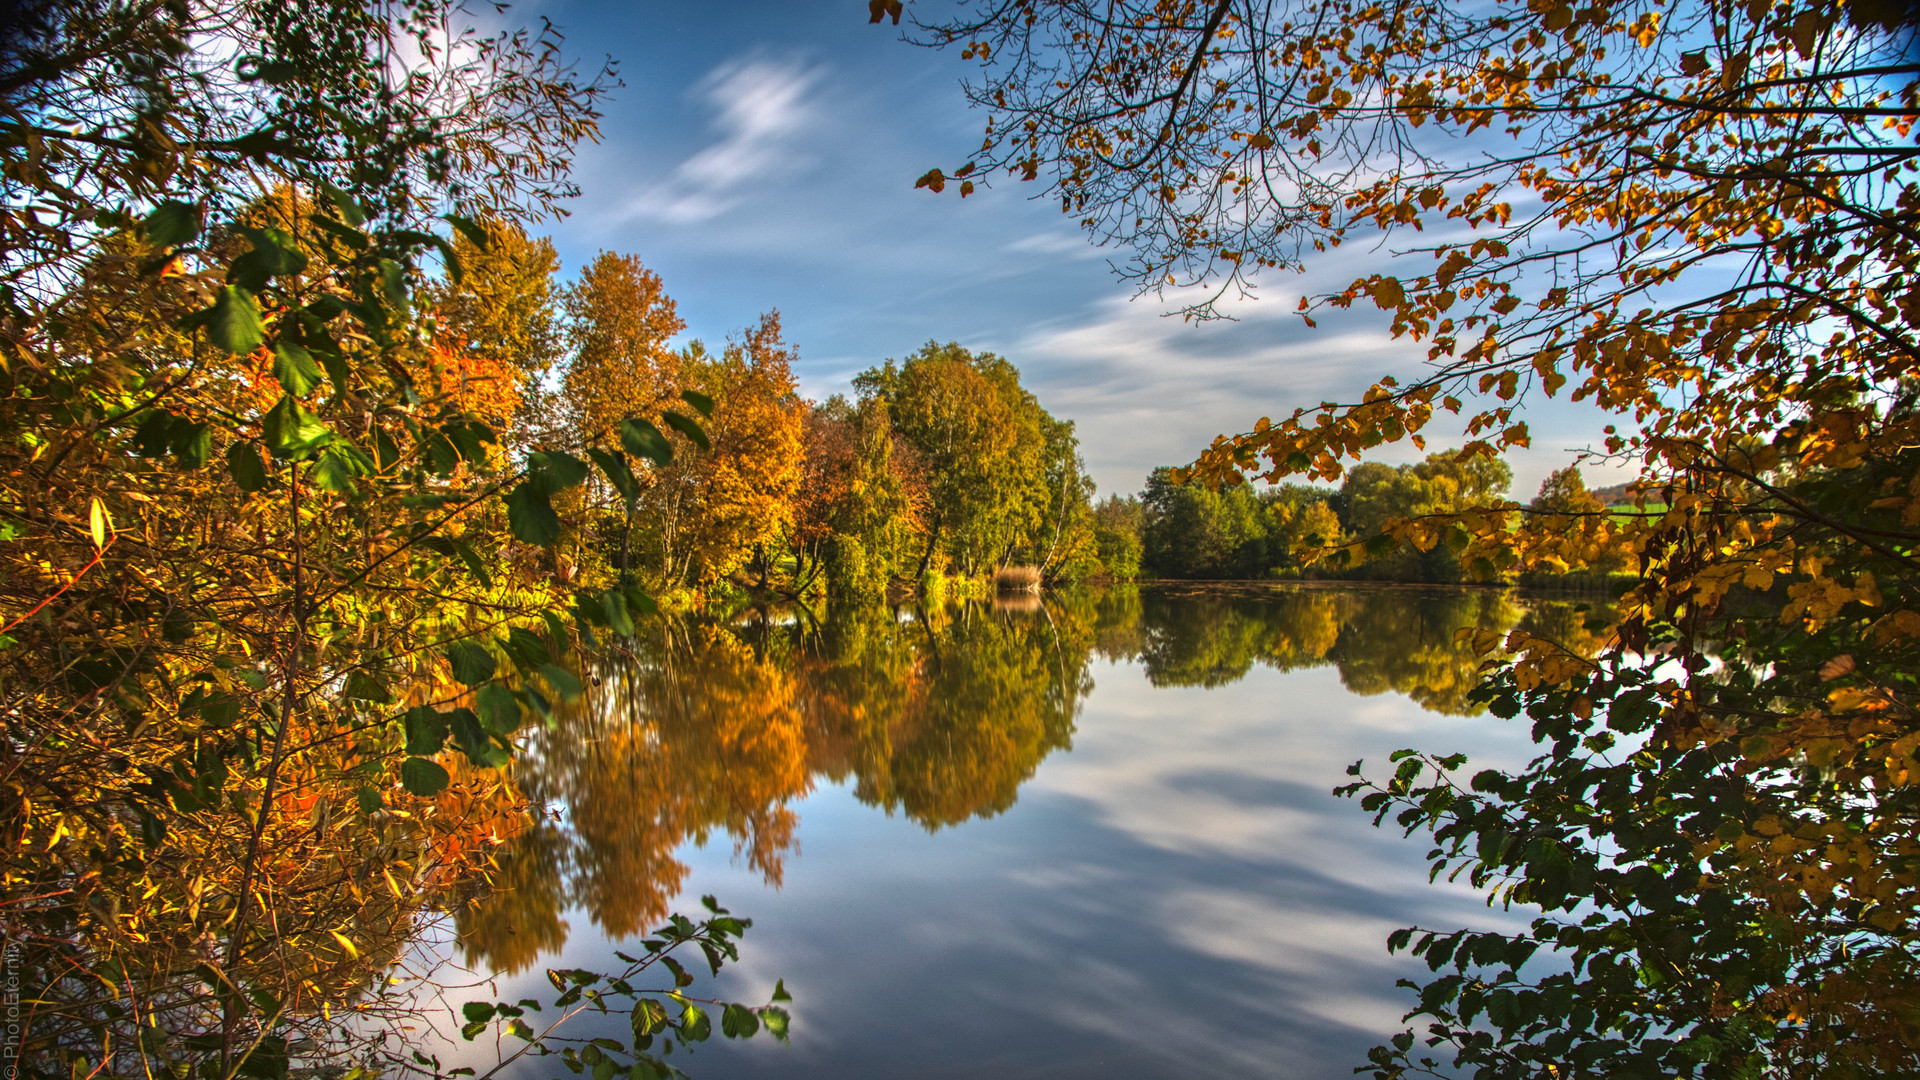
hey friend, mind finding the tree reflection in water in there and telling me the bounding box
[456,584,1603,974]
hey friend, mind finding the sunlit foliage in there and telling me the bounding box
[897,0,1920,1071]
[0,1,775,1074]
[855,342,1095,583]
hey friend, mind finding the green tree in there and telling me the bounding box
[799,394,928,601]
[1140,468,1276,578]
[1140,467,1231,577]
[1092,494,1145,580]
[855,342,1086,580]
[1335,451,1511,581]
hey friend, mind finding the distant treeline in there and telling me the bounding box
[546,249,1622,596]
[1091,452,1629,585]
[539,251,1100,601]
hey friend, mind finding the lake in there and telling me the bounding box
[431,584,1606,1078]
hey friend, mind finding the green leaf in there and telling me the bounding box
[133,410,181,457]
[444,214,491,250]
[400,756,449,796]
[721,1004,759,1039]
[319,181,366,226]
[588,448,640,510]
[445,642,497,686]
[169,421,212,468]
[452,538,493,589]
[659,410,710,451]
[450,708,509,768]
[442,420,494,464]
[372,427,401,472]
[145,200,201,247]
[679,389,714,418]
[678,1004,710,1043]
[307,213,368,250]
[504,626,553,667]
[345,671,391,703]
[404,707,449,756]
[207,286,266,354]
[355,786,384,814]
[625,586,659,617]
[759,1006,789,1043]
[462,1002,496,1024]
[505,482,560,546]
[307,297,346,323]
[427,232,463,283]
[378,259,410,317]
[527,450,591,496]
[620,419,674,466]
[601,589,634,637]
[230,227,308,290]
[538,663,585,701]
[771,979,791,1003]
[632,999,669,1039]
[309,444,374,493]
[475,684,522,735]
[273,341,324,396]
[261,396,333,459]
[660,956,693,988]
[423,429,460,477]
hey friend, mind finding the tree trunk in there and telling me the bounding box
[916,513,942,580]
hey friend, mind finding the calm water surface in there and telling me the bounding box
[440,585,1605,1078]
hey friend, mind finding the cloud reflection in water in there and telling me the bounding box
[455,585,1595,1078]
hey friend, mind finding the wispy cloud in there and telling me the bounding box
[623,53,824,225]
[989,290,1425,496]
[1004,231,1110,260]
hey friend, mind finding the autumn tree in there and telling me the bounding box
[561,251,687,448]
[794,395,928,600]
[896,0,1920,1073]
[792,396,861,592]
[1521,465,1632,582]
[668,312,808,588]
[0,2,770,1075]
[1264,485,1345,576]
[428,218,564,376]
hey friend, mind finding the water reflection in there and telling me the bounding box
[457,584,1598,977]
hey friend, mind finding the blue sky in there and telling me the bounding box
[513,1,1616,500]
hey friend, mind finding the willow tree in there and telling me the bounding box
[894,0,1920,1074]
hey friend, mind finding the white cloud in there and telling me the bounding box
[623,53,825,225]
[1004,231,1110,260]
[991,289,1428,497]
